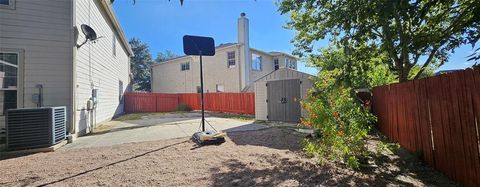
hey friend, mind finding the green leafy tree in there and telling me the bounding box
[155,50,178,63]
[129,38,154,91]
[279,0,480,82]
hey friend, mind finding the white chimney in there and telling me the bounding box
[238,12,251,90]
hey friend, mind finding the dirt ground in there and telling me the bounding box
[0,128,454,187]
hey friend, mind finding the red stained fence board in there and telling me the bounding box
[372,66,480,186]
[125,92,255,115]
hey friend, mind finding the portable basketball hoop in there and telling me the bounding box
[183,35,225,145]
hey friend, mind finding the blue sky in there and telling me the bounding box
[113,0,476,75]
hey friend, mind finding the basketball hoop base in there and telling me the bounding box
[191,130,226,145]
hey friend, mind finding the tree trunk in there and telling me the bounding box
[396,55,413,82]
[395,57,409,82]
[398,67,409,82]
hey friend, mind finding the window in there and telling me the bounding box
[227,51,235,68]
[251,53,262,71]
[285,58,297,69]
[196,86,202,93]
[273,59,279,70]
[181,62,190,71]
[216,84,224,92]
[119,80,124,104]
[112,34,116,56]
[0,52,18,115]
[0,0,15,9]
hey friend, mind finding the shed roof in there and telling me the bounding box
[254,67,315,83]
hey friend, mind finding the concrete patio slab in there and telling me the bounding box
[63,113,267,149]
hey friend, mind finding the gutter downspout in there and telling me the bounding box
[70,0,77,137]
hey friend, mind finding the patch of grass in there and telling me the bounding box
[261,121,299,128]
[375,141,400,155]
[176,104,192,112]
[209,112,254,121]
[114,113,148,121]
[253,120,268,124]
[91,121,121,134]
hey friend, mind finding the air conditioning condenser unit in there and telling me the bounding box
[6,106,67,150]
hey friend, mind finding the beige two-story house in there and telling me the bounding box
[151,13,298,93]
[0,0,133,138]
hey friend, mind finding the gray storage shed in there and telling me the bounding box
[254,68,314,122]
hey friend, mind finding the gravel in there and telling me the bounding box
[0,128,454,186]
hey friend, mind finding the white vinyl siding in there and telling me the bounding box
[75,0,130,134]
[152,45,241,93]
[0,0,72,130]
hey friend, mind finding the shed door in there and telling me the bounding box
[267,79,301,122]
[284,79,301,122]
[267,80,285,121]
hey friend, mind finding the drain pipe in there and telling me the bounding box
[70,0,77,136]
[70,48,77,136]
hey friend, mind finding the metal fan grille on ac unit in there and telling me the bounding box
[6,106,66,150]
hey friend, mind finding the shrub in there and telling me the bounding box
[300,45,386,169]
[176,103,191,112]
[302,85,375,169]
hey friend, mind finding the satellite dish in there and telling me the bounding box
[76,24,103,48]
[81,24,97,41]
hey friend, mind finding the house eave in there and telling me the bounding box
[151,55,193,67]
[99,0,134,57]
[250,48,298,60]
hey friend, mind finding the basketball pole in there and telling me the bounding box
[199,52,205,132]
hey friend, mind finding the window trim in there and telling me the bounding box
[227,51,236,68]
[180,62,190,71]
[112,34,117,57]
[0,0,15,10]
[285,58,297,69]
[273,59,279,70]
[251,53,262,71]
[0,48,24,116]
[119,80,124,104]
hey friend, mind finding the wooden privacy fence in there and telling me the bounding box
[371,67,480,187]
[124,92,255,115]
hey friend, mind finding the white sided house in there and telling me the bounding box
[151,13,298,93]
[0,0,133,137]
